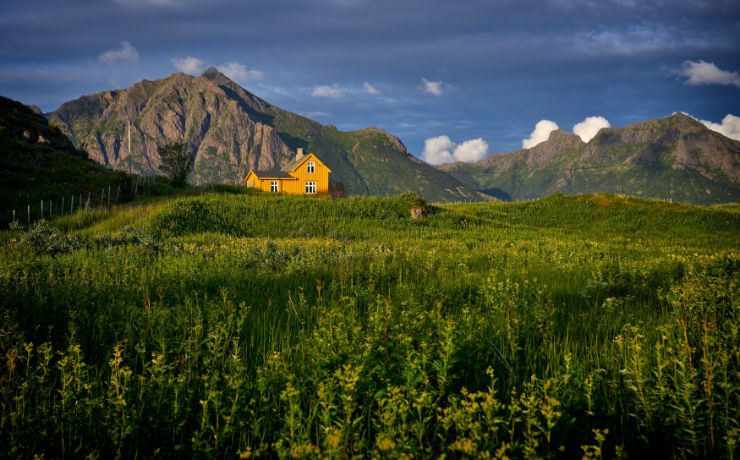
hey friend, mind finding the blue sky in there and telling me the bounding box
[1,0,739,162]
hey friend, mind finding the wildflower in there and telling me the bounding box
[376,435,397,451]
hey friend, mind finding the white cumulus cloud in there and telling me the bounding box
[699,114,740,141]
[421,135,489,165]
[98,41,139,63]
[453,138,489,162]
[422,78,444,96]
[312,85,342,98]
[677,60,740,87]
[363,81,379,95]
[217,62,263,82]
[572,116,610,142]
[522,120,559,149]
[171,56,205,75]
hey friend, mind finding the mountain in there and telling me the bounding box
[47,69,483,203]
[438,113,740,205]
[0,95,129,221]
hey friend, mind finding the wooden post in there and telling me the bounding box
[40,200,43,219]
[27,204,30,225]
[12,209,15,225]
[61,196,65,215]
[79,194,82,210]
[86,192,90,210]
[107,186,111,207]
[71,195,74,213]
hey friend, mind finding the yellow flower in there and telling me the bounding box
[376,435,397,451]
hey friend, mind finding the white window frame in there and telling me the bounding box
[307,161,315,174]
[270,181,279,193]
[305,181,316,194]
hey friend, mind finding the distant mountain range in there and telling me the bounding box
[5,70,737,206]
[438,113,740,205]
[47,69,484,203]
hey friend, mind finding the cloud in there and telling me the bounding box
[422,135,455,163]
[699,114,740,141]
[312,85,342,98]
[421,135,489,164]
[217,62,263,82]
[171,56,205,75]
[98,41,139,64]
[677,60,740,88]
[421,78,444,96]
[522,120,559,149]
[572,116,610,142]
[453,138,489,162]
[363,81,379,95]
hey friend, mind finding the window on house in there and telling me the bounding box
[305,181,316,194]
[307,161,315,174]
[271,181,279,193]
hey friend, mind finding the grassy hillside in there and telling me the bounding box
[1,192,738,458]
[271,110,477,200]
[0,96,131,224]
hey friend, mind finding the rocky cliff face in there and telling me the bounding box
[47,70,481,202]
[48,71,294,185]
[439,113,740,205]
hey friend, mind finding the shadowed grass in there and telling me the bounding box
[0,192,737,458]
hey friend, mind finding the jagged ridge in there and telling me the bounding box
[438,113,740,205]
[47,69,482,203]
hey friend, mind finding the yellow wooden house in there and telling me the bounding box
[244,148,331,196]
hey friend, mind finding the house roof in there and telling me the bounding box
[281,155,308,172]
[248,170,296,179]
[281,153,332,173]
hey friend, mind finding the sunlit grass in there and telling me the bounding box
[1,191,738,458]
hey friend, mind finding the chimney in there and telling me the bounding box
[296,147,305,161]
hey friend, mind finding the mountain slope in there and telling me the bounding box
[47,69,482,202]
[0,95,129,221]
[439,113,740,205]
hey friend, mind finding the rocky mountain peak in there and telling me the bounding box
[200,67,222,78]
[43,72,480,202]
[545,129,584,145]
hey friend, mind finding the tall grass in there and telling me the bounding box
[0,192,737,458]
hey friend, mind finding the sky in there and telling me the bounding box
[1,0,739,163]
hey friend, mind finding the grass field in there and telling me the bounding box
[1,190,738,459]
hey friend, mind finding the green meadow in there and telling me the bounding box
[0,191,738,459]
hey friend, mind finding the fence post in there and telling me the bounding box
[27,204,30,225]
[41,200,43,219]
[108,186,111,207]
[86,192,90,210]
[79,194,83,211]
[12,209,15,225]
[71,195,74,214]
[134,176,139,195]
